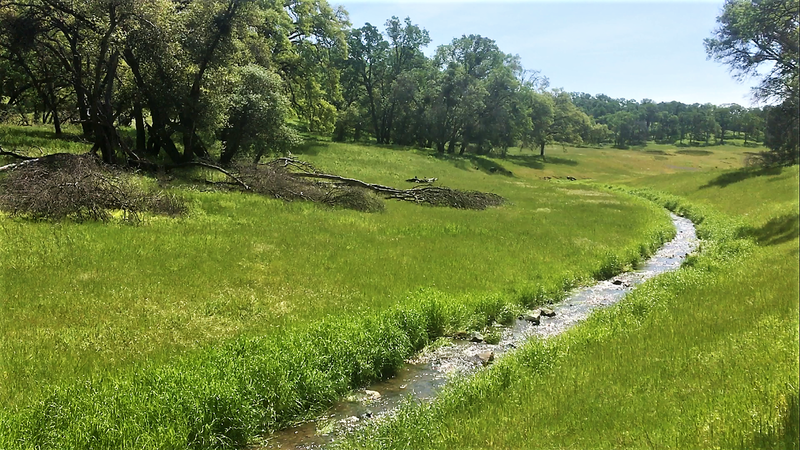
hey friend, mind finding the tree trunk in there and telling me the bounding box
[133,101,145,155]
[354,123,362,141]
[52,106,62,136]
[219,139,240,165]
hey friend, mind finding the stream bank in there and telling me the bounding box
[261,213,699,449]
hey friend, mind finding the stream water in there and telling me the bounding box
[259,213,699,449]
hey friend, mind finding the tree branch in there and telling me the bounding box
[0,146,37,160]
[128,159,251,190]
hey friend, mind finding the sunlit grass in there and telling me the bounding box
[3,125,791,448]
[0,126,673,440]
[340,164,799,450]
[0,124,91,155]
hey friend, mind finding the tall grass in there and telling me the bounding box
[0,127,676,447]
[338,167,799,450]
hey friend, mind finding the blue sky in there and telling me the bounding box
[334,1,763,106]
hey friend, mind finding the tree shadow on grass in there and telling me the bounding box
[433,153,514,176]
[700,166,784,189]
[742,213,800,246]
[676,149,714,156]
[0,126,87,146]
[290,138,330,156]
[504,153,578,170]
[729,390,799,450]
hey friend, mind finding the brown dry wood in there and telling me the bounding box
[0,158,40,172]
[292,172,400,194]
[273,156,502,209]
[406,176,438,183]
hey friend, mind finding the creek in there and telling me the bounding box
[260,213,699,449]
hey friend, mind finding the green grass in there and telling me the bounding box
[0,124,91,155]
[2,126,795,449]
[0,126,680,447]
[495,140,755,182]
[339,165,799,449]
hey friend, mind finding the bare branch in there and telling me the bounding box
[0,146,37,160]
[128,159,251,190]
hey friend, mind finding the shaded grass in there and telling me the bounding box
[338,168,799,450]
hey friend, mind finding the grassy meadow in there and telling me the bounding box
[1,125,797,448]
[339,162,799,449]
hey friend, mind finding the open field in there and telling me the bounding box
[1,126,797,448]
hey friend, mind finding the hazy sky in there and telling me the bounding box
[335,1,764,106]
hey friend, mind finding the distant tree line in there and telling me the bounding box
[569,95,770,148]
[1,0,796,166]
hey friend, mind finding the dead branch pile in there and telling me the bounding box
[235,162,385,213]
[387,186,504,209]
[0,153,186,221]
[259,157,504,210]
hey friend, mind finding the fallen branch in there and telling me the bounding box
[0,146,37,161]
[174,161,251,191]
[128,159,251,191]
[283,159,503,210]
[0,158,40,172]
[292,172,400,193]
[406,176,438,183]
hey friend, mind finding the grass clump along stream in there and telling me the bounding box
[339,166,799,450]
[0,126,678,448]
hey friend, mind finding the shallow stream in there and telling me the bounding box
[260,213,699,449]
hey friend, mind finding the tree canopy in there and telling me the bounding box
[705,0,799,163]
[0,1,795,166]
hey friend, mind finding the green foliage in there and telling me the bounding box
[219,65,300,163]
[705,0,799,102]
[762,97,800,165]
[705,0,799,162]
[0,0,348,164]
